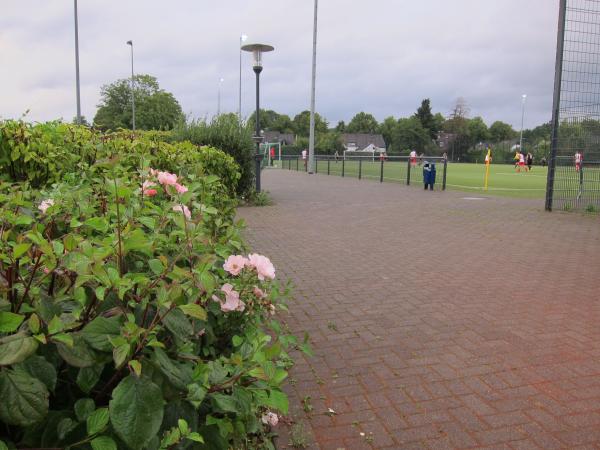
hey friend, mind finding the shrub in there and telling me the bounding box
[0,120,241,196]
[171,115,255,196]
[0,160,306,449]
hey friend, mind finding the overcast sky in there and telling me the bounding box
[1,0,559,129]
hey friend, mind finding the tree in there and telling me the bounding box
[316,132,344,154]
[346,112,379,134]
[93,74,183,131]
[335,120,346,132]
[292,111,328,136]
[394,117,430,153]
[415,99,438,140]
[468,117,489,144]
[379,116,397,150]
[247,109,294,133]
[489,121,516,143]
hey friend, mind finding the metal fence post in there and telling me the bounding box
[327,158,330,175]
[379,158,384,183]
[406,158,411,185]
[359,159,362,180]
[342,158,345,177]
[315,157,318,173]
[442,159,448,191]
[296,157,299,171]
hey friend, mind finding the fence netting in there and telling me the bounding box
[548,0,600,211]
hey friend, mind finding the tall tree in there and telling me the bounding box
[489,121,516,142]
[379,116,397,150]
[415,99,438,139]
[335,120,346,132]
[394,117,430,152]
[468,117,489,144]
[292,110,328,136]
[346,112,379,134]
[93,74,183,131]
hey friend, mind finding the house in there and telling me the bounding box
[263,131,296,146]
[341,133,386,153]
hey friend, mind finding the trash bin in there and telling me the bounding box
[423,162,436,190]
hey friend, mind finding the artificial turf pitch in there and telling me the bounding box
[280,160,549,199]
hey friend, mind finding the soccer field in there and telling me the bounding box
[281,159,549,198]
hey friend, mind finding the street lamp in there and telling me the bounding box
[73,0,82,124]
[126,40,136,131]
[519,94,527,152]
[241,43,274,193]
[239,34,248,119]
[217,77,224,116]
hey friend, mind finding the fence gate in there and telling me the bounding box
[546,0,600,211]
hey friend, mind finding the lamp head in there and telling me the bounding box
[241,43,274,69]
[126,40,132,46]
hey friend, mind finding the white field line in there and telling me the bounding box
[445,184,546,191]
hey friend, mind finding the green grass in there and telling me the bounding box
[279,160,550,199]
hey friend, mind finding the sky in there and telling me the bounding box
[0,0,559,130]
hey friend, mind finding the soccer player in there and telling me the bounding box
[410,149,417,167]
[575,150,583,172]
[302,148,307,170]
[516,151,526,173]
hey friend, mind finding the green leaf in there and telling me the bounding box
[113,343,129,367]
[0,311,25,332]
[265,389,288,414]
[56,335,96,368]
[148,259,164,275]
[18,355,57,392]
[84,217,108,232]
[82,316,122,352]
[57,417,78,440]
[210,393,238,413]
[47,315,63,334]
[123,229,152,255]
[0,439,8,450]
[161,308,193,341]
[77,364,104,394]
[91,436,117,450]
[109,375,164,450]
[13,243,31,259]
[52,332,74,347]
[28,314,40,333]
[151,348,191,391]
[0,333,38,366]
[179,304,207,321]
[75,398,96,421]
[187,432,204,443]
[87,407,109,435]
[0,367,49,426]
[128,360,142,377]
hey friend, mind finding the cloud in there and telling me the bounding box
[0,0,559,128]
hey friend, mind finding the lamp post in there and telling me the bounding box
[308,0,319,174]
[241,43,274,193]
[519,94,527,152]
[239,34,248,119]
[126,40,136,131]
[74,0,82,124]
[217,77,224,116]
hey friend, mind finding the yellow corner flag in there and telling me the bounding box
[484,148,492,191]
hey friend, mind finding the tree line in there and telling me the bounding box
[89,74,554,161]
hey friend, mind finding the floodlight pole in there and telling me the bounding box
[519,94,527,152]
[308,0,318,174]
[127,40,136,131]
[254,66,263,192]
[74,0,82,124]
[546,0,567,211]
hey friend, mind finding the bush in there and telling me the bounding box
[171,115,255,197]
[0,120,241,196]
[0,159,306,449]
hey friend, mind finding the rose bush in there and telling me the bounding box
[0,158,308,449]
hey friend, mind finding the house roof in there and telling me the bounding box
[263,131,295,145]
[341,133,386,149]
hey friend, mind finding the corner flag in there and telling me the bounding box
[484,147,492,191]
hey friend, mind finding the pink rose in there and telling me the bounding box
[157,171,178,186]
[261,412,279,427]
[215,283,245,312]
[144,188,158,197]
[38,199,55,214]
[174,183,188,194]
[248,254,276,281]
[172,204,191,220]
[223,255,248,276]
[253,286,267,299]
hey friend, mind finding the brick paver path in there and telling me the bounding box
[238,169,600,450]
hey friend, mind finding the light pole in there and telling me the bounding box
[308,0,319,174]
[126,40,136,131]
[74,0,82,124]
[519,94,527,152]
[241,43,275,193]
[217,78,224,116]
[239,34,248,119]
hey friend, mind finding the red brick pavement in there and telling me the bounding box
[238,169,600,449]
